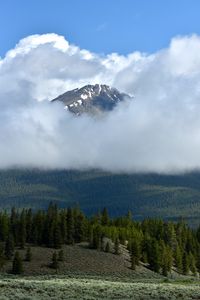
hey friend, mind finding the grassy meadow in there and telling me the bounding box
[0,275,199,300]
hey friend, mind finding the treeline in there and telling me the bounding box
[0,203,200,276]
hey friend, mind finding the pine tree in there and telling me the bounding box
[101,208,109,226]
[188,252,197,276]
[114,238,120,255]
[74,212,86,243]
[51,252,59,270]
[48,223,55,248]
[58,249,64,261]
[105,241,110,253]
[19,210,26,249]
[54,224,62,249]
[130,239,140,266]
[126,210,132,226]
[26,209,32,243]
[60,211,67,244]
[0,244,5,270]
[0,212,9,241]
[32,211,44,245]
[148,240,161,273]
[164,223,177,249]
[25,247,32,262]
[66,208,74,245]
[100,234,105,251]
[141,233,151,263]
[91,226,101,249]
[89,227,94,248]
[182,252,190,275]
[131,254,136,270]
[196,225,200,243]
[166,245,173,273]
[12,251,23,274]
[161,243,173,276]
[10,207,19,245]
[196,245,200,273]
[174,245,183,273]
[5,234,14,260]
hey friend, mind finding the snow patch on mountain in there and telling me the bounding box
[52,84,131,115]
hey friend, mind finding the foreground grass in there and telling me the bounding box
[0,276,199,299]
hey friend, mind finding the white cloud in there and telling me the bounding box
[0,33,200,173]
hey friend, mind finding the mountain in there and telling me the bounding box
[0,169,200,227]
[52,84,131,115]
[1,85,200,226]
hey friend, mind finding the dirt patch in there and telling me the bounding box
[2,243,162,280]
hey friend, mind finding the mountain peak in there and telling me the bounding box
[52,84,130,115]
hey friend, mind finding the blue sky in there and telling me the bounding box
[0,0,200,57]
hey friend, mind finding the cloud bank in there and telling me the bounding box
[0,33,200,173]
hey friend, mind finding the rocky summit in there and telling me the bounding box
[52,84,131,115]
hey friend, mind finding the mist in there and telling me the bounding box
[0,33,200,173]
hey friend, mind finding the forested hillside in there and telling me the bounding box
[0,169,200,226]
[0,204,200,277]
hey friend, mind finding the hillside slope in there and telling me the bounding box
[0,169,200,226]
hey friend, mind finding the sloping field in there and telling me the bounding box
[2,244,162,279]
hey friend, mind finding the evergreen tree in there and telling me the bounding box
[126,210,132,227]
[141,233,151,263]
[25,247,32,262]
[182,252,190,275]
[66,208,74,245]
[91,226,101,249]
[114,238,120,255]
[161,262,168,277]
[91,211,101,225]
[10,207,19,245]
[100,234,105,251]
[131,254,136,270]
[26,209,32,243]
[47,202,58,219]
[196,245,200,273]
[0,244,5,270]
[48,222,55,248]
[160,243,173,276]
[54,224,62,249]
[60,211,67,244]
[89,227,94,249]
[130,239,140,266]
[188,252,197,276]
[166,245,173,273]
[19,210,26,249]
[185,232,195,253]
[148,240,161,273]
[174,245,183,273]
[58,249,64,261]
[105,241,110,253]
[51,251,59,270]
[12,251,23,274]
[32,211,44,245]
[164,222,177,249]
[74,212,86,243]
[101,208,109,226]
[0,212,9,241]
[5,234,14,260]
